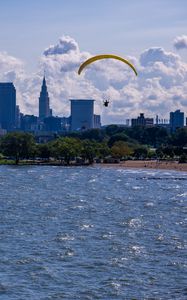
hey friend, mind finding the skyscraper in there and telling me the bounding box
[70,99,94,131]
[170,109,184,132]
[0,82,16,130]
[39,76,50,120]
[15,105,21,128]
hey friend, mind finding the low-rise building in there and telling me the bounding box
[20,114,38,132]
[94,114,101,129]
[131,113,154,127]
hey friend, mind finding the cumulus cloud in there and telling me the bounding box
[0,52,23,72]
[174,35,187,50]
[0,35,187,124]
[0,52,33,113]
[140,47,180,67]
[43,35,80,55]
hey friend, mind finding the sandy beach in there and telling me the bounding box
[101,160,187,172]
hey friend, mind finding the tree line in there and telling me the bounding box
[0,125,187,165]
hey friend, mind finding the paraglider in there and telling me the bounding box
[78,54,137,107]
[78,54,138,76]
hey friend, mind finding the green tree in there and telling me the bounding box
[111,141,133,159]
[104,125,124,136]
[0,132,35,164]
[97,142,111,159]
[36,143,51,161]
[156,147,164,159]
[81,140,111,163]
[81,128,106,142]
[51,137,81,165]
[133,147,148,159]
[126,126,169,147]
[81,140,98,164]
[162,146,175,159]
[170,128,187,147]
[127,126,146,144]
[173,147,184,156]
[108,133,129,147]
[179,154,187,163]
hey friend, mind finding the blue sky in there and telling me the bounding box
[0,0,187,123]
[0,0,187,70]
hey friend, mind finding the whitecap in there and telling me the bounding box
[177,192,187,197]
[72,205,84,210]
[55,234,75,241]
[81,224,94,230]
[65,249,75,256]
[131,245,144,254]
[88,179,97,183]
[110,282,121,290]
[156,234,164,241]
[128,218,142,228]
[145,202,154,207]
[102,232,114,239]
[132,186,142,190]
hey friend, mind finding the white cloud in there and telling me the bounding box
[43,35,80,56]
[140,47,180,67]
[0,52,23,73]
[0,35,187,124]
[174,35,187,50]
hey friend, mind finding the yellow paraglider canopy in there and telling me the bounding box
[78,54,138,76]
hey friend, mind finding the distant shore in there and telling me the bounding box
[0,160,187,172]
[99,160,187,172]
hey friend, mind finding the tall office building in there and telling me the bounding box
[15,105,21,128]
[0,82,16,130]
[70,99,94,131]
[170,109,184,132]
[39,76,50,120]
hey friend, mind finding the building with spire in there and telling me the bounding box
[39,76,51,120]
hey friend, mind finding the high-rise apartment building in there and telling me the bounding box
[70,99,95,131]
[0,82,16,130]
[39,76,50,120]
[170,109,184,132]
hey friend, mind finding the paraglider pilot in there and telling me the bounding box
[103,99,110,107]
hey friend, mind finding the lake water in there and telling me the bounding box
[0,165,186,300]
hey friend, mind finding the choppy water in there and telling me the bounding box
[0,165,186,300]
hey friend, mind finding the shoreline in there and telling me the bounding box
[99,160,187,172]
[0,160,187,172]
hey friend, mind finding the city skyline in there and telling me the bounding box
[0,76,185,134]
[0,76,186,129]
[0,1,186,124]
